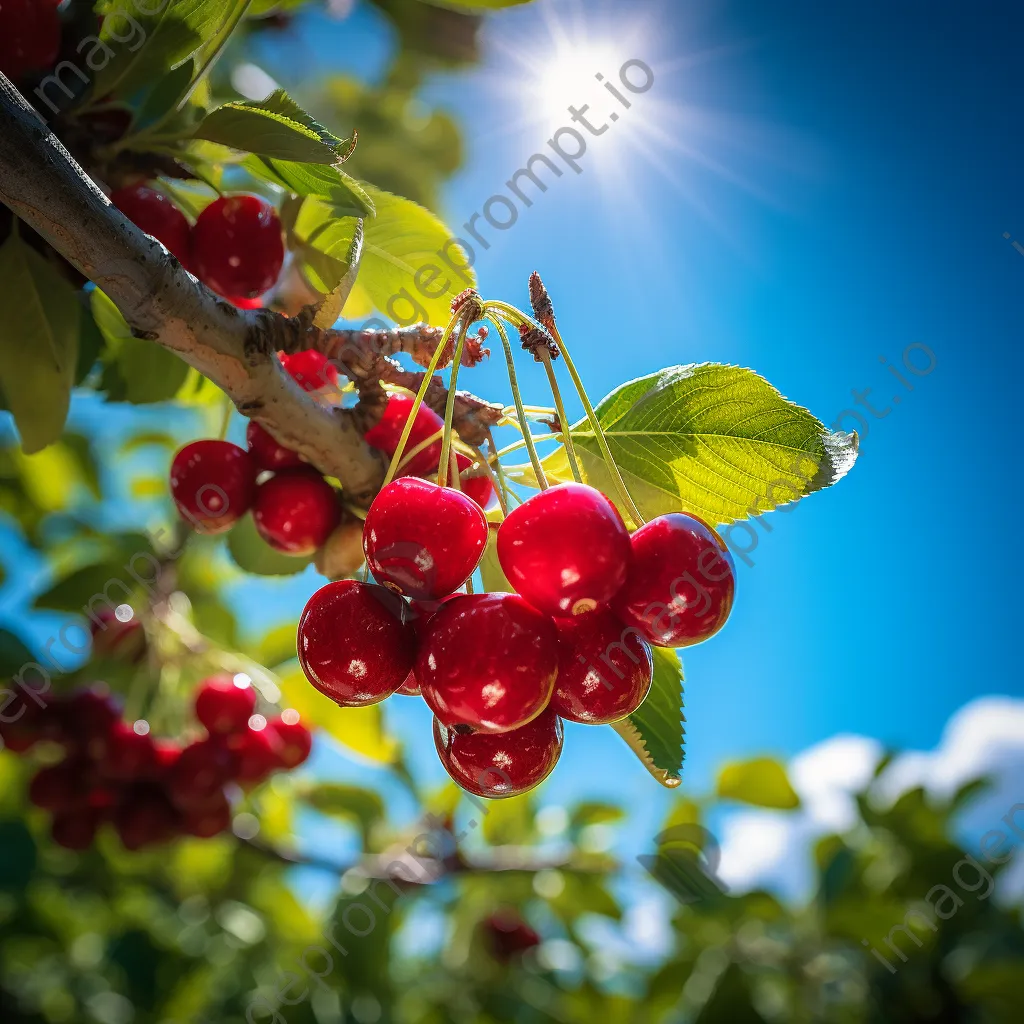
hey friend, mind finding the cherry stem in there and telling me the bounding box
[382,314,461,488]
[396,429,444,474]
[539,350,583,484]
[438,318,471,489]
[217,396,232,441]
[494,434,558,459]
[471,442,508,516]
[486,314,549,491]
[548,320,646,526]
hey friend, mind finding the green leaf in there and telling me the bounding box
[478,527,511,593]
[244,155,373,215]
[313,219,364,328]
[353,184,475,327]
[0,228,80,452]
[134,58,196,130]
[278,666,400,764]
[512,364,858,526]
[614,648,684,786]
[299,783,384,846]
[420,0,532,8]
[0,628,34,676]
[717,756,800,809]
[92,0,245,102]
[226,514,313,576]
[194,91,352,163]
[92,290,189,403]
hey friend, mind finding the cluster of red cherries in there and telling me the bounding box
[0,678,311,851]
[0,0,61,82]
[297,397,736,799]
[111,183,285,307]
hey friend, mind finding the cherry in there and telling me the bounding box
[0,0,60,81]
[190,195,284,299]
[51,810,100,851]
[89,607,146,662]
[231,295,264,309]
[170,439,257,534]
[280,350,339,393]
[485,910,542,962]
[433,708,563,798]
[110,185,191,267]
[363,477,488,600]
[497,483,631,618]
[115,785,179,850]
[551,610,653,724]
[455,452,494,508]
[58,688,120,744]
[417,593,558,733]
[253,468,340,556]
[247,420,302,471]
[363,392,444,477]
[230,724,280,784]
[194,675,257,736]
[181,791,232,838]
[298,580,417,706]
[101,722,157,779]
[612,513,735,647]
[29,761,88,812]
[266,712,312,768]
[167,738,236,808]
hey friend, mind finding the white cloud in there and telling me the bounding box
[715,697,1024,902]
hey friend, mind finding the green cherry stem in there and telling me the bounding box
[382,313,462,488]
[549,320,645,525]
[486,314,549,491]
[438,318,471,489]
[538,349,583,484]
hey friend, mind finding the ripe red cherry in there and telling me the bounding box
[363,393,444,477]
[612,513,736,647]
[181,791,232,838]
[195,675,257,735]
[167,738,236,808]
[247,420,302,471]
[363,477,487,600]
[551,609,653,724]
[231,725,280,784]
[102,722,157,779]
[297,580,417,706]
[29,761,87,812]
[280,349,339,393]
[0,0,60,81]
[231,295,264,309]
[433,708,563,798]
[58,688,120,744]
[115,786,180,850]
[170,439,257,534]
[418,593,558,733]
[497,483,631,617]
[455,452,494,509]
[51,810,100,851]
[253,468,340,556]
[110,185,191,267]
[190,195,284,298]
[485,910,542,962]
[266,712,312,768]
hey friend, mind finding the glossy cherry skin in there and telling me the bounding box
[455,452,494,508]
[0,0,60,81]
[170,440,257,534]
[612,513,736,647]
[297,580,417,707]
[280,349,339,393]
[433,708,563,798]
[364,393,444,477]
[110,185,191,267]
[167,738,236,809]
[497,483,631,617]
[247,420,302,471]
[266,714,312,768]
[195,675,257,736]
[551,609,653,724]
[190,195,284,298]
[418,593,558,733]
[363,477,488,600]
[253,468,340,556]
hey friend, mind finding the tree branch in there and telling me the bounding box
[0,76,500,504]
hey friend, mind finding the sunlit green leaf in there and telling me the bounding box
[614,648,684,786]
[717,756,800,809]
[226,514,313,576]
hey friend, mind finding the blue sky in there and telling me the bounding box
[3,0,1022,872]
